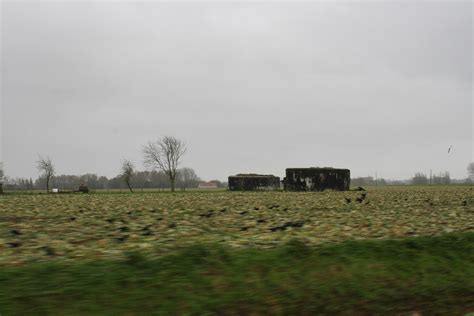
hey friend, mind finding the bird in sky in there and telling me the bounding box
[448,145,453,153]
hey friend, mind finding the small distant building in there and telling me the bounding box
[198,181,218,189]
[78,184,89,193]
[283,167,350,191]
[228,174,281,191]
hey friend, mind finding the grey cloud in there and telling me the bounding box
[1,1,472,180]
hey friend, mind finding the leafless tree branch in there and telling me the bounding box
[36,155,55,193]
[143,136,186,192]
[121,159,135,193]
[0,162,4,194]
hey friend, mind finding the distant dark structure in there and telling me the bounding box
[77,184,89,193]
[283,168,350,191]
[228,174,280,191]
[0,183,3,194]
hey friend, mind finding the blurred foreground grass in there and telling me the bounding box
[1,232,473,315]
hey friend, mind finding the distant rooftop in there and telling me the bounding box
[231,174,278,178]
[286,167,350,171]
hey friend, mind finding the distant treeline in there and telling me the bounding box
[3,172,471,192]
[2,168,227,191]
[352,172,471,187]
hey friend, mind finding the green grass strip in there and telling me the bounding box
[1,233,473,315]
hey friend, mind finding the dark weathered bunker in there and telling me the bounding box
[283,168,350,191]
[228,174,281,191]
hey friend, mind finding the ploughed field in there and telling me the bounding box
[0,186,472,266]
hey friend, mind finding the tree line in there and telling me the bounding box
[4,168,471,192]
[411,171,452,185]
[1,140,473,192]
[3,168,224,192]
[0,136,223,193]
[352,165,473,187]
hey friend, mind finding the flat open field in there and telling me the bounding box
[1,186,472,266]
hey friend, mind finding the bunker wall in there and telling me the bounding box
[228,175,281,191]
[284,168,350,191]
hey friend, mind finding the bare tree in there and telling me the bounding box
[433,171,450,185]
[176,167,201,189]
[121,159,135,193]
[0,162,4,194]
[468,162,474,181]
[411,172,428,185]
[36,156,55,193]
[143,136,186,192]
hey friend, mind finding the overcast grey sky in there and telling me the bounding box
[1,1,472,181]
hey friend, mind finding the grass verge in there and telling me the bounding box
[1,233,473,315]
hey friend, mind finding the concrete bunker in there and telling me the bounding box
[283,167,350,191]
[228,174,281,191]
